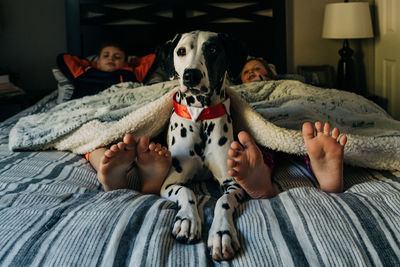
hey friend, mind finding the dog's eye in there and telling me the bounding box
[177,48,186,56]
[208,45,217,54]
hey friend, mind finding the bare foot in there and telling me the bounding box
[97,134,137,191]
[227,131,276,199]
[302,122,347,193]
[136,136,172,194]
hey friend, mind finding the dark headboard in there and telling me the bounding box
[65,0,287,73]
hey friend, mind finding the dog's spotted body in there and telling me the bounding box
[158,31,248,260]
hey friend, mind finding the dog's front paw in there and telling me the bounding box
[172,208,202,244]
[207,223,240,260]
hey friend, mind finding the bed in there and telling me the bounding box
[1,0,400,266]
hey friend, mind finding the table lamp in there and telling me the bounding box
[322,1,373,92]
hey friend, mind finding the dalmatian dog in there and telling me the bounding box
[158,31,248,260]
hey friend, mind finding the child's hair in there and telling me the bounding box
[98,41,128,62]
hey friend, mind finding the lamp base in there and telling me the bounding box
[336,39,355,92]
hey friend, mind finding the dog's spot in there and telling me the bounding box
[181,123,183,127]
[189,125,194,132]
[195,95,210,107]
[189,200,195,205]
[175,123,178,128]
[165,184,174,190]
[168,189,173,197]
[181,127,187,138]
[201,86,208,93]
[170,125,173,131]
[189,150,195,156]
[234,192,246,203]
[175,186,183,195]
[227,114,232,123]
[194,143,203,157]
[223,123,228,132]
[208,139,211,144]
[206,122,215,136]
[190,43,194,49]
[218,136,227,146]
[172,136,175,146]
[186,96,195,105]
[172,158,183,173]
[222,203,230,210]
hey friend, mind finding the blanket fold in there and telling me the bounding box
[9,80,400,171]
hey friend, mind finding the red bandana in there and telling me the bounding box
[172,93,227,121]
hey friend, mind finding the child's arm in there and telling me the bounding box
[57,53,96,81]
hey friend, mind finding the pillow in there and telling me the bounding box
[52,67,75,104]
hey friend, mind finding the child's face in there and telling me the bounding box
[241,60,270,83]
[97,46,126,72]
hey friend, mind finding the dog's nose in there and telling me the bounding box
[183,69,203,87]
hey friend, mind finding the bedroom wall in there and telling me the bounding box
[287,0,375,96]
[0,0,66,103]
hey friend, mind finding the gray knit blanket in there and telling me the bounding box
[9,80,400,170]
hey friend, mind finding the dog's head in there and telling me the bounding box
[157,31,247,107]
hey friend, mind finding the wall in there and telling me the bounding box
[0,0,66,102]
[287,0,375,96]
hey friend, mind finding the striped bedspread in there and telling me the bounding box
[1,92,400,266]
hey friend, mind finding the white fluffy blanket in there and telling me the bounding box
[9,80,400,171]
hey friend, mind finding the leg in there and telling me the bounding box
[136,136,172,194]
[92,133,137,191]
[302,122,347,193]
[207,181,246,260]
[160,157,203,243]
[227,131,276,199]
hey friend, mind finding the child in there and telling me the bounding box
[227,59,347,198]
[58,42,170,194]
[240,57,277,83]
[57,41,156,99]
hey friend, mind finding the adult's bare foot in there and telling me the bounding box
[302,122,347,193]
[97,134,137,191]
[227,131,276,199]
[136,136,172,194]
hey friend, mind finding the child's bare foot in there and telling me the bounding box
[302,122,347,193]
[227,131,276,199]
[97,134,137,191]
[136,136,172,194]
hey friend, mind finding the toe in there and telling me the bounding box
[237,131,256,148]
[230,141,243,151]
[148,142,156,151]
[332,128,340,139]
[110,144,119,152]
[228,148,239,158]
[315,121,323,135]
[323,122,331,135]
[227,158,236,168]
[117,142,126,151]
[123,134,137,150]
[339,135,347,146]
[302,122,315,141]
[137,136,150,154]
[104,149,114,159]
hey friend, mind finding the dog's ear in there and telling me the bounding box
[155,33,182,79]
[218,33,248,82]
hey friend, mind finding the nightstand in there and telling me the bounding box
[0,82,28,122]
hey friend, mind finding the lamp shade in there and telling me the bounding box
[322,2,373,39]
